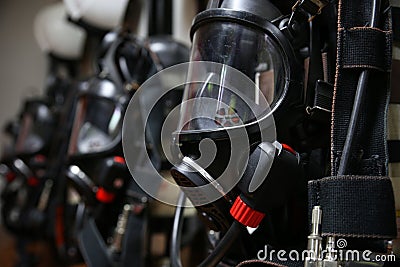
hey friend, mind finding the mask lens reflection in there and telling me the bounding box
[69,96,122,156]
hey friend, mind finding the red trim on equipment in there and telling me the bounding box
[113,156,126,165]
[230,196,265,228]
[282,143,296,155]
[27,176,40,186]
[5,172,16,182]
[96,187,115,203]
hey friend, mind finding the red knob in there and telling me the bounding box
[96,187,115,203]
[230,196,265,228]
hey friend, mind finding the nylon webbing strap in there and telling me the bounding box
[120,206,146,267]
[308,176,396,238]
[78,218,113,267]
[338,27,391,71]
[331,0,392,176]
[307,0,397,239]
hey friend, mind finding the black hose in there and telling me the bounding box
[337,71,369,174]
[171,191,186,267]
[171,191,244,267]
[337,0,381,175]
[198,221,243,267]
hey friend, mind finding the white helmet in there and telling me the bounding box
[34,3,86,60]
[63,0,129,30]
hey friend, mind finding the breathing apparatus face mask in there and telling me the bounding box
[62,79,130,263]
[68,93,123,156]
[15,100,55,158]
[183,24,286,129]
[176,3,304,145]
[67,37,159,161]
[65,77,133,206]
[65,37,160,203]
[170,0,306,232]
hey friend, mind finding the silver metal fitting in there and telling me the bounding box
[322,236,338,267]
[111,204,132,253]
[305,206,323,267]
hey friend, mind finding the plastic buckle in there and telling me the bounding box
[306,80,333,123]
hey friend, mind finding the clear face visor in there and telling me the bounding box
[178,21,286,133]
[15,106,53,155]
[68,95,123,156]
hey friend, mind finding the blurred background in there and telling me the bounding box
[0,1,198,266]
[0,0,56,151]
[0,0,196,153]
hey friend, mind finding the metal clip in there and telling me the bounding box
[37,179,54,211]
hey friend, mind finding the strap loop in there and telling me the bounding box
[338,27,392,71]
[308,175,397,238]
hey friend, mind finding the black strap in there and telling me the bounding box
[78,204,147,267]
[307,0,397,240]
[308,176,397,238]
[102,38,125,88]
[78,218,113,267]
[120,204,147,267]
[331,0,392,176]
[337,27,391,71]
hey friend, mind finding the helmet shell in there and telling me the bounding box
[63,0,129,30]
[34,3,86,59]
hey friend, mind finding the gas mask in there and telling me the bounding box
[65,33,160,201]
[62,73,135,264]
[0,2,87,240]
[0,99,57,235]
[64,30,190,266]
[170,0,314,253]
[0,121,24,234]
[65,8,190,204]
[65,73,139,230]
[16,99,55,159]
[5,1,87,177]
